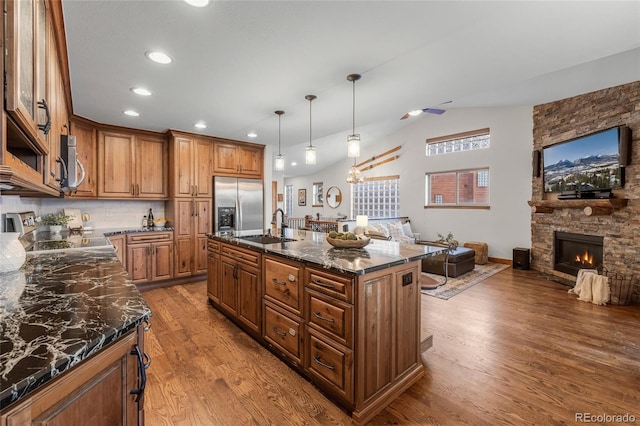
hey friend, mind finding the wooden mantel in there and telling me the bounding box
[528,199,629,216]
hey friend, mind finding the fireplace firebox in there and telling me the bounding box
[554,231,603,276]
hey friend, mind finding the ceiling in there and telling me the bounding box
[62,1,640,177]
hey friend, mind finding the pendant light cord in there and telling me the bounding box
[278,114,282,156]
[352,79,356,135]
[309,97,313,148]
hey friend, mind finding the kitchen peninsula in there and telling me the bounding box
[0,249,151,424]
[207,229,443,424]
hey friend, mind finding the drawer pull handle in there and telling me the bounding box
[313,355,335,370]
[272,278,287,286]
[312,279,335,289]
[313,312,335,323]
[272,326,287,337]
[143,319,151,332]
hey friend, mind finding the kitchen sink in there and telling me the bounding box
[238,235,297,244]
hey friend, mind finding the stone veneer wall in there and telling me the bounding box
[531,81,640,301]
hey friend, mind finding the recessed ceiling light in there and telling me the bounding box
[290,162,297,166]
[130,87,152,96]
[184,0,209,6]
[123,110,140,117]
[408,110,423,117]
[145,50,172,64]
[247,132,257,138]
[194,122,207,129]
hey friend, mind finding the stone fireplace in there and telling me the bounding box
[530,81,640,302]
[553,231,603,276]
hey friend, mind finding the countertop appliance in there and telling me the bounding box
[213,177,263,233]
[5,211,112,253]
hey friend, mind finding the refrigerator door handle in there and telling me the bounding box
[236,197,241,232]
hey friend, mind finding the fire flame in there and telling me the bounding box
[575,249,594,266]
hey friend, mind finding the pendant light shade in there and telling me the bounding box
[305,95,317,165]
[347,73,362,158]
[274,110,285,172]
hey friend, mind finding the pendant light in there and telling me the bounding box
[274,110,285,171]
[305,95,317,165]
[347,73,362,158]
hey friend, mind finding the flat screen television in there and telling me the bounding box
[543,126,629,193]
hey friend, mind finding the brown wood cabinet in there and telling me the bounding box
[0,326,145,426]
[206,240,220,304]
[67,118,98,197]
[213,141,263,177]
[126,232,174,284]
[98,130,167,199]
[168,199,210,278]
[170,134,213,198]
[108,234,127,266]
[217,243,262,337]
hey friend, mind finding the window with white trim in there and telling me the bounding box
[426,128,490,156]
[425,169,490,207]
[352,176,400,218]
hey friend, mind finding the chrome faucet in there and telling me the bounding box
[271,208,288,237]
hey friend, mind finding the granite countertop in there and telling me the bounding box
[209,229,444,275]
[0,249,151,409]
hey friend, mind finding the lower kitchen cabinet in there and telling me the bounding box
[108,234,126,266]
[0,326,146,426]
[206,239,220,304]
[126,232,173,284]
[168,198,210,278]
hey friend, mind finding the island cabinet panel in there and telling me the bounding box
[264,257,303,315]
[305,289,353,348]
[217,243,262,338]
[206,240,220,304]
[263,300,303,364]
[1,327,144,426]
[306,326,354,402]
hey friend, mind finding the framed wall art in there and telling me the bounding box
[298,189,306,206]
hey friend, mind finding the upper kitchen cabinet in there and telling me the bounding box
[67,117,98,198]
[213,140,263,178]
[5,0,51,155]
[169,133,213,198]
[98,130,168,199]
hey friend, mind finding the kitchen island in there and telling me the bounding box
[207,229,443,424]
[0,249,151,425]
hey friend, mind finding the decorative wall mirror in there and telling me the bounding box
[312,182,323,207]
[326,186,342,208]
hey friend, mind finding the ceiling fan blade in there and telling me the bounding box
[400,112,410,120]
[423,108,446,115]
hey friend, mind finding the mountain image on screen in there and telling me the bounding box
[543,128,622,193]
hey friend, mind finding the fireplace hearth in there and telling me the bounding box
[554,231,603,276]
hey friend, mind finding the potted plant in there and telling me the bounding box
[41,212,72,234]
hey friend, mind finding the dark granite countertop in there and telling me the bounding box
[209,229,444,275]
[0,249,151,409]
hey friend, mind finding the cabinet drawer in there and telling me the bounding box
[221,244,260,268]
[305,289,352,348]
[207,239,220,254]
[264,257,303,315]
[126,231,173,244]
[306,268,353,303]
[306,327,353,403]
[264,301,303,364]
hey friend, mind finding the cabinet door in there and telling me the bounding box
[237,264,261,334]
[136,135,167,198]
[207,252,220,303]
[175,237,193,278]
[238,145,263,177]
[127,244,151,283]
[213,143,238,174]
[108,235,126,266]
[195,235,209,275]
[98,131,135,198]
[174,136,193,197]
[151,241,174,281]
[69,120,97,198]
[194,139,213,196]
[220,259,238,314]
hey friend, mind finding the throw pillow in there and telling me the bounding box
[402,221,414,239]
[388,222,405,241]
[372,223,389,237]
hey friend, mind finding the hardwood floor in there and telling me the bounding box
[141,268,640,425]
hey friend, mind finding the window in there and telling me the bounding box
[426,128,490,156]
[425,169,489,207]
[284,184,293,216]
[352,176,400,218]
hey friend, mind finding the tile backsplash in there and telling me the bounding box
[1,195,166,231]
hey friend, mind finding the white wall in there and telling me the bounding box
[285,107,533,259]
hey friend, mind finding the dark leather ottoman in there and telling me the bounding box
[422,246,475,278]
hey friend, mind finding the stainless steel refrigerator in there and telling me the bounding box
[213,176,263,232]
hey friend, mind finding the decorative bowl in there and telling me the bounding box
[326,236,370,248]
[153,220,167,228]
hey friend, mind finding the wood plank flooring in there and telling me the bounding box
[141,268,640,425]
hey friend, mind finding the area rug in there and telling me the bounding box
[420,262,509,300]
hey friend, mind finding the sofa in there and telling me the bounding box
[364,219,417,244]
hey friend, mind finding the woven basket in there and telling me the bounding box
[326,236,370,248]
